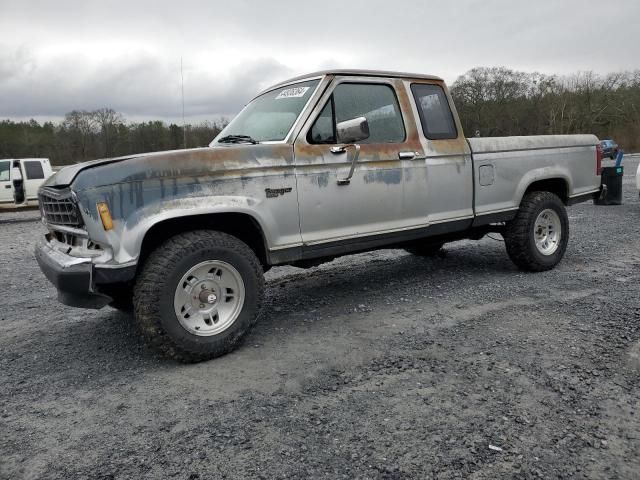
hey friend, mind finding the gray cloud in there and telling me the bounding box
[1,0,638,121]
[0,47,292,120]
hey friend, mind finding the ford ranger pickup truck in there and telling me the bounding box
[35,69,604,362]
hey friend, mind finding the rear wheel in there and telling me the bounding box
[504,191,569,272]
[133,230,264,362]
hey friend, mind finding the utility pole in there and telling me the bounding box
[181,57,187,149]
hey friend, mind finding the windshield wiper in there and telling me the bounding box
[217,134,259,144]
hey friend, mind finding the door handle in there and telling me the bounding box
[330,146,347,154]
[398,151,417,159]
[4,185,10,189]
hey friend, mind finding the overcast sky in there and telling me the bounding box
[1,0,638,123]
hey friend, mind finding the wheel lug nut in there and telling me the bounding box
[200,304,205,308]
[201,285,206,289]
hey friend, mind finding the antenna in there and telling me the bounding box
[181,56,187,149]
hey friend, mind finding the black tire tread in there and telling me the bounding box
[133,230,264,362]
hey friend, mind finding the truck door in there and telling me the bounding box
[293,77,425,256]
[0,160,13,204]
[407,82,474,225]
[12,160,25,204]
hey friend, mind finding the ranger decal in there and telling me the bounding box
[265,187,293,198]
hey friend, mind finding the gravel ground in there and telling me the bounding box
[1,158,639,480]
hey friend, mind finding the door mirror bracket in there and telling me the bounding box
[332,116,369,185]
[332,144,361,185]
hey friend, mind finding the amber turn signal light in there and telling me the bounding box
[96,202,114,231]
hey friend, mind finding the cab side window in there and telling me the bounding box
[411,84,457,140]
[308,99,335,144]
[308,83,405,144]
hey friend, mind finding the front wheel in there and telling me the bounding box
[133,230,265,362]
[504,191,569,272]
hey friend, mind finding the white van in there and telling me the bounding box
[0,158,54,208]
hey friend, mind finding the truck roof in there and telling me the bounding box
[260,69,444,96]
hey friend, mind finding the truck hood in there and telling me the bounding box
[44,144,294,191]
[43,154,137,187]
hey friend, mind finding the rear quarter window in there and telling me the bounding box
[411,83,458,140]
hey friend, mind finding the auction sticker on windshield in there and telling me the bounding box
[275,87,310,99]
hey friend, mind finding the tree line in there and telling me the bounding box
[450,67,640,150]
[1,67,639,166]
[0,109,228,166]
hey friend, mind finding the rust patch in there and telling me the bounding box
[426,138,469,156]
[392,78,420,144]
[73,144,295,192]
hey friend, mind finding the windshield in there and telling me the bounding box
[212,79,320,144]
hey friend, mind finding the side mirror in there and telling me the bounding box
[336,116,370,144]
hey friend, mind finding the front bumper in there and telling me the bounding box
[35,239,136,309]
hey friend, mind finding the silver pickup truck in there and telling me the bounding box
[35,69,603,361]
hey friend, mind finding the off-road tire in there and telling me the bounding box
[133,230,264,362]
[405,242,445,257]
[504,191,569,272]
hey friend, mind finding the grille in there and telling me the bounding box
[39,188,83,227]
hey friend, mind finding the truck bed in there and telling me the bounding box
[467,134,600,218]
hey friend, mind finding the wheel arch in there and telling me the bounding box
[522,177,570,204]
[137,212,270,271]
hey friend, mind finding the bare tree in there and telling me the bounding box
[93,108,124,158]
[61,110,99,161]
